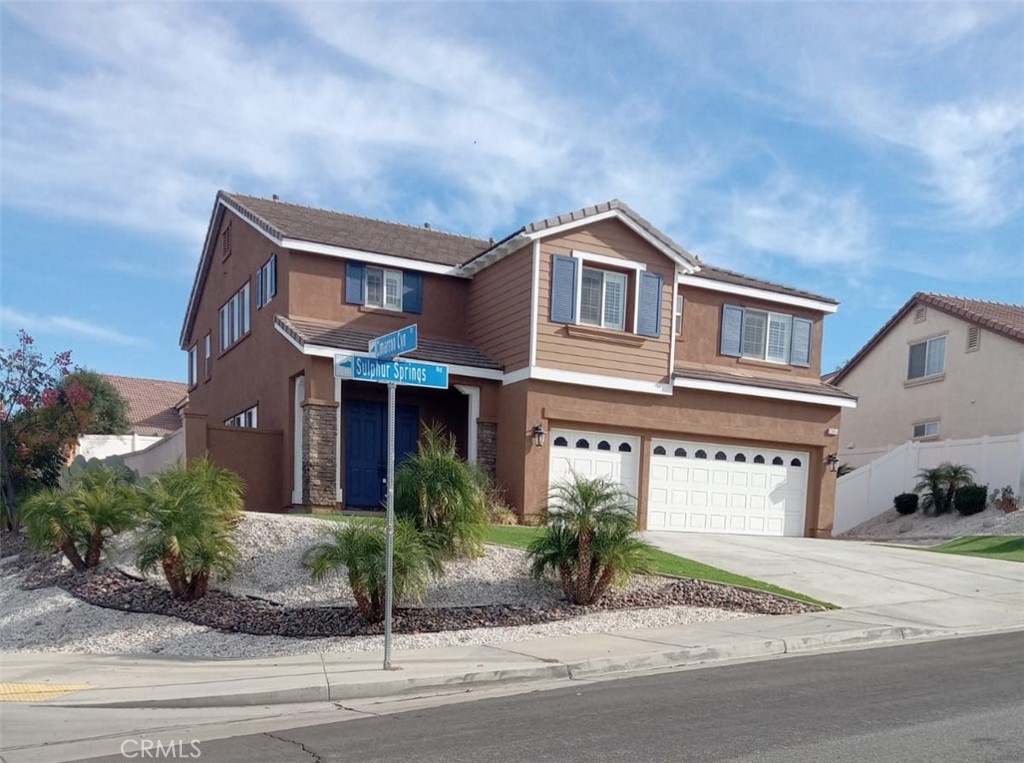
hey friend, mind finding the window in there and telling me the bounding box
[913,421,939,439]
[790,458,802,467]
[753,455,765,464]
[219,283,252,351]
[772,456,784,466]
[695,449,707,459]
[187,345,197,388]
[579,267,627,331]
[597,440,611,451]
[617,442,632,452]
[721,305,811,367]
[908,336,945,380]
[735,453,746,462]
[674,447,687,457]
[366,266,403,311]
[675,294,684,336]
[225,405,258,429]
[653,445,666,455]
[203,334,212,380]
[714,451,727,461]
[256,255,277,309]
[966,326,980,352]
[575,439,590,448]
[553,436,568,447]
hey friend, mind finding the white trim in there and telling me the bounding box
[454,384,481,465]
[292,376,305,504]
[526,209,620,239]
[335,377,343,503]
[282,238,464,277]
[672,376,857,408]
[678,274,838,313]
[669,266,680,375]
[529,240,540,366]
[503,365,673,395]
[571,249,647,272]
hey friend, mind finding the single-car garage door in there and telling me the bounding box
[549,429,641,509]
[647,439,809,536]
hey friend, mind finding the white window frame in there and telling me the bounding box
[912,420,939,439]
[741,309,792,364]
[203,334,211,380]
[365,266,403,311]
[257,255,277,309]
[187,345,197,388]
[675,294,684,336]
[908,335,945,380]
[219,283,252,352]
[578,266,628,331]
[225,405,258,429]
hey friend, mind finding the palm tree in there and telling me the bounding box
[395,422,488,559]
[528,473,653,605]
[22,465,140,570]
[914,462,975,515]
[304,520,440,622]
[135,459,243,601]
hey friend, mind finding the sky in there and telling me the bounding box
[2,1,1022,383]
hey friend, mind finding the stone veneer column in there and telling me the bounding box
[301,400,337,509]
[477,421,498,480]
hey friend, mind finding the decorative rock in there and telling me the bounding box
[898,520,913,534]
[982,517,998,528]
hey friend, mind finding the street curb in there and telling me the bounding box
[45,623,1024,709]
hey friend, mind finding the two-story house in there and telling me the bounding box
[180,193,855,537]
[831,292,1024,465]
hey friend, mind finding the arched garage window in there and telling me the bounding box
[790,458,803,467]
[653,445,666,455]
[734,453,746,462]
[597,440,611,451]
[714,451,727,461]
[674,447,687,457]
[695,449,707,459]
[753,455,765,464]
[618,442,632,452]
[553,436,568,447]
[772,456,784,466]
[575,439,590,449]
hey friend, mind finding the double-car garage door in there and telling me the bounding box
[549,429,808,537]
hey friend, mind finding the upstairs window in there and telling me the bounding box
[675,295,684,336]
[720,304,812,367]
[913,420,939,439]
[187,345,197,388]
[580,267,627,331]
[345,262,422,314]
[203,334,212,380]
[256,254,277,309]
[908,336,945,380]
[225,405,258,429]
[219,282,250,352]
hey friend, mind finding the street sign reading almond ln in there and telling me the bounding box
[368,324,418,360]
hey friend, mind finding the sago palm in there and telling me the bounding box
[135,458,243,601]
[914,462,975,515]
[395,422,487,559]
[304,520,440,622]
[528,473,652,605]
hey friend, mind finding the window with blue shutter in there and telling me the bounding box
[790,317,812,367]
[636,271,663,338]
[720,304,744,356]
[550,255,578,324]
[345,262,365,305]
[402,271,423,314]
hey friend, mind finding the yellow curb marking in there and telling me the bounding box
[0,683,90,702]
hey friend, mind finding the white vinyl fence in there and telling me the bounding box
[76,434,165,461]
[122,429,184,478]
[834,432,1024,535]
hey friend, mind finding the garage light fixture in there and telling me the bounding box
[532,424,546,447]
[825,453,839,472]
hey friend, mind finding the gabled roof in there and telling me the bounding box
[101,375,187,436]
[277,316,501,370]
[831,292,1024,386]
[692,265,837,305]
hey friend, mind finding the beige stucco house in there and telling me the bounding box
[831,293,1024,466]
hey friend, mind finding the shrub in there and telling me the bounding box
[894,493,919,516]
[954,484,988,516]
[304,520,440,623]
[135,459,243,601]
[990,486,1020,514]
[22,465,140,570]
[914,463,975,515]
[395,423,487,559]
[528,473,653,605]
[484,484,519,526]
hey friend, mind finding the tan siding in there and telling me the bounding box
[466,245,533,370]
[535,219,673,382]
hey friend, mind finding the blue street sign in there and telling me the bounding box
[368,324,418,360]
[337,355,449,389]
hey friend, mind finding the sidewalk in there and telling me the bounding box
[4,590,1023,709]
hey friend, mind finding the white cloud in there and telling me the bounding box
[1,307,146,348]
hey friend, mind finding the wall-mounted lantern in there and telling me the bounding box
[531,424,546,448]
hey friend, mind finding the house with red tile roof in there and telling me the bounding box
[75,375,186,462]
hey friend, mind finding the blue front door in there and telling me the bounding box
[345,400,419,508]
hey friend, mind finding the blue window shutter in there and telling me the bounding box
[720,304,744,356]
[636,272,663,337]
[403,271,423,314]
[791,317,812,367]
[345,262,365,305]
[550,255,578,324]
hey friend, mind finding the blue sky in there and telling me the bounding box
[2,2,1021,382]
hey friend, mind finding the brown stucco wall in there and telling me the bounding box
[466,244,533,371]
[677,286,825,379]
[495,380,842,537]
[535,219,675,382]
[206,426,284,513]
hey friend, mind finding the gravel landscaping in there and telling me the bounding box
[839,504,1024,543]
[0,513,818,658]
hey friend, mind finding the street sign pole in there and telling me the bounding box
[383,381,396,670]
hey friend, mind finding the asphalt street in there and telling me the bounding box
[66,633,1023,763]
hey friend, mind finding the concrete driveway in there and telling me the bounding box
[645,533,1024,627]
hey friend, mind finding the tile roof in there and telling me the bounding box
[278,317,502,370]
[101,375,187,436]
[691,265,838,305]
[673,365,857,400]
[222,193,491,266]
[830,292,1024,386]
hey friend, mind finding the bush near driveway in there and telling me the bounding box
[894,493,919,515]
[953,485,988,516]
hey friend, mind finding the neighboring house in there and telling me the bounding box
[179,192,855,537]
[831,293,1024,466]
[75,375,187,461]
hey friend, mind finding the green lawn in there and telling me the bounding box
[929,536,1024,563]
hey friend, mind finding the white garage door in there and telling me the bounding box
[549,429,641,510]
[647,439,809,536]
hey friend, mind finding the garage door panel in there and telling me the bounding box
[550,429,640,509]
